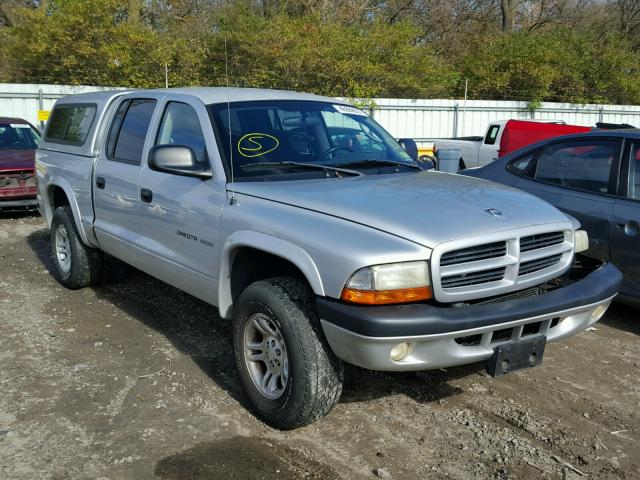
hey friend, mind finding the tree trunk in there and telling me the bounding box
[500,0,516,32]
[0,2,16,27]
[128,0,140,24]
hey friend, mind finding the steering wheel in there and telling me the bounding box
[318,146,352,162]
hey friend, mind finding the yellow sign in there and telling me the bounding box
[38,110,50,122]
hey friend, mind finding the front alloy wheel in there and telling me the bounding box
[244,313,289,400]
[233,276,344,430]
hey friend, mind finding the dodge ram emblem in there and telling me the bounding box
[484,208,503,217]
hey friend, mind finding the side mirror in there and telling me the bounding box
[416,155,436,171]
[397,138,418,161]
[149,145,212,179]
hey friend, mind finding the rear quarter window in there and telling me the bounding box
[45,104,96,145]
[484,125,501,145]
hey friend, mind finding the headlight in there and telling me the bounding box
[341,261,432,305]
[575,229,589,253]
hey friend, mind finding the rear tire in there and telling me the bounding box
[50,206,103,289]
[233,276,343,430]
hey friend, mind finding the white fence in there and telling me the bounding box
[370,98,640,141]
[3,83,640,138]
[0,84,125,129]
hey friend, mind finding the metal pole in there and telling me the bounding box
[461,78,468,136]
[453,103,459,137]
[165,64,168,88]
[599,107,604,124]
[38,89,45,131]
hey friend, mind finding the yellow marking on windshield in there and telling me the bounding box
[237,133,280,158]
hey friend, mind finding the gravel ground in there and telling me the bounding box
[1,213,639,480]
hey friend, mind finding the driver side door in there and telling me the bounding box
[136,97,228,304]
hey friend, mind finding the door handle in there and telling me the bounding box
[96,176,105,189]
[617,220,639,237]
[140,188,153,203]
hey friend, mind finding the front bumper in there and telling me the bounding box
[317,262,622,371]
[0,197,38,209]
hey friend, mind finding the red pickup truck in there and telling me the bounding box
[0,117,40,210]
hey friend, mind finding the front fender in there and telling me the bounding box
[217,230,324,319]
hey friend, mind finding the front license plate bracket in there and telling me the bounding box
[486,334,546,377]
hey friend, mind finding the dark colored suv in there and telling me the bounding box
[464,129,640,306]
[0,117,41,209]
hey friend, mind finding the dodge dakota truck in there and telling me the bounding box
[36,88,622,429]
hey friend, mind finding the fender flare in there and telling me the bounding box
[45,177,95,246]
[217,230,324,319]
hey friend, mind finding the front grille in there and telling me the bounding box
[520,231,564,252]
[519,254,563,276]
[434,228,574,303]
[441,266,506,288]
[440,241,506,266]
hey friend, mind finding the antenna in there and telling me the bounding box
[225,36,236,205]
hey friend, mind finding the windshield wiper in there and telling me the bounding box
[240,161,362,176]
[329,159,421,171]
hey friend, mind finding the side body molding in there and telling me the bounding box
[218,230,325,319]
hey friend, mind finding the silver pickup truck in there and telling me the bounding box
[36,88,622,429]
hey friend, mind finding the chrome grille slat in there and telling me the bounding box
[440,241,506,266]
[519,241,572,262]
[441,267,506,288]
[440,255,516,277]
[518,254,563,276]
[520,232,565,252]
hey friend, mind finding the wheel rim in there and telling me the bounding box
[55,224,71,274]
[243,312,289,400]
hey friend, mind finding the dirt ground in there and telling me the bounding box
[0,213,639,480]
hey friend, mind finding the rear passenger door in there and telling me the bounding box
[513,138,621,261]
[611,141,640,298]
[93,95,160,260]
[136,97,227,302]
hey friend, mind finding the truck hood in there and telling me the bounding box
[232,171,572,248]
[0,149,36,172]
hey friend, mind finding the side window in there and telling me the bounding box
[484,125,500,145]
[108,99,156,165]
[155,102,207,164]
[507,153,535,175]
[533,140,618,194]
[45,104,96,145]
[628,143,640,200]
[106,100,129,158]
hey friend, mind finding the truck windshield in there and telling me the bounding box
[0,123,40,150]
[208,100,416,180]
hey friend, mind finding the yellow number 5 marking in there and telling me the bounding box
[237,133,280,158]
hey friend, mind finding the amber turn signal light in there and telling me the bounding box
[340,286,433,305]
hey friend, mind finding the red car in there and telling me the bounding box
[0,117,41,210]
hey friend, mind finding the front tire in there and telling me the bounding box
[50,206,103,289]
[233,277,343,430]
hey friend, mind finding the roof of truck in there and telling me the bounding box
[54,87,345,106]
[42,88,350,158]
